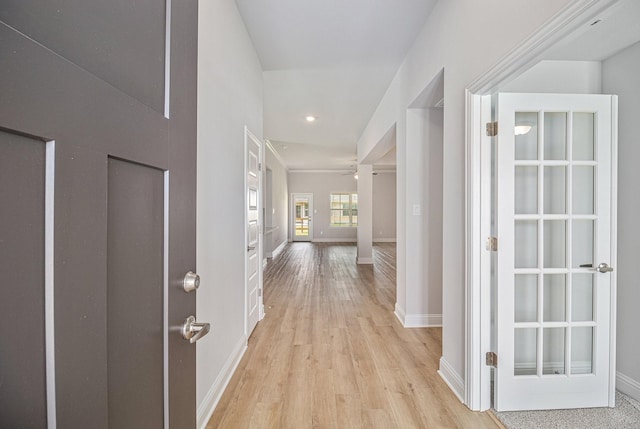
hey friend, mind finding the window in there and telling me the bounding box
[330,193,357,227]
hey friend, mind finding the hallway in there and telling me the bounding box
[206,243,499,428]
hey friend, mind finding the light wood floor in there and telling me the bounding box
[206,242,500,428]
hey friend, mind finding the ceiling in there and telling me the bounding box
[236,0,438,170]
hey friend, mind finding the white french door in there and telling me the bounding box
[494,93,617,411]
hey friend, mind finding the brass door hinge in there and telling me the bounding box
[486,351,498,367]
[486,236,498,252]
[486,121,498,137]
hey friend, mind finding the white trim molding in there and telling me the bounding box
[394,303,442,327]
[404,314,442,328]
[394,303,406,326]
[312,238,357,243]
[438,357,465,403]
[197,336,248,429]
[617,372,640,403]
[373,238,397,243]
[265,139,288,170]
[271,240,287,259]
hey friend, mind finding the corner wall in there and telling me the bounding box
[603,41,640,402]
[196,0,264,426]
[356,0,573,399]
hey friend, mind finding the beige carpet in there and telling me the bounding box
[495,392,640,429]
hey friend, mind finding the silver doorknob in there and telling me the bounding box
[181,316,210,343]
[596,263,614,273]
[183,271,200,293]
[247,246,255,251]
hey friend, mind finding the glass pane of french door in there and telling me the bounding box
[513,110,597,377]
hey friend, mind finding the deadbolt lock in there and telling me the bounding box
[182,271,200,293]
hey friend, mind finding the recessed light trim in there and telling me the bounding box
[305,115,317,122]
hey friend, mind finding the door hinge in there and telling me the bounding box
[486,351,498,367]
[486,236,498,252]
[259,162,262,171]
[258,288,262,297]
[486,121,498,137]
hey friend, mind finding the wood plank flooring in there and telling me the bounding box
[206,242,500,428]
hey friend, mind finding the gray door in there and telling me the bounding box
[0,1,197,428]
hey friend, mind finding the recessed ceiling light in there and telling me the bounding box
[305,115,317,122]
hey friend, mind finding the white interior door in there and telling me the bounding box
[292,193,313,242]
[495,93,617,411]
[246,129,263,336]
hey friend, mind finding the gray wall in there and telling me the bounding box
[288,172,358,241]
[603,41,640,397]
[373,172,397,241]
[265,147,288,254]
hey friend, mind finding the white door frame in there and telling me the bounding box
[244,126,265,338]
[464,0,620,411]
[291,193,313,242]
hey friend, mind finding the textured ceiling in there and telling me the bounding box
[236,0,438,169]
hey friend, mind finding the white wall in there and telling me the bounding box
[501,60,602,93]
[372,172,396,241]
[288,172,358,242]
[356,0,573,398]
[265,146,288,255]
[196,0,263,425]
[603,41,640,401]
[398,107,443,327]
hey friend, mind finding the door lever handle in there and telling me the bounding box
[247,246,255,251]
[596,262,614,273]
[181,316,210,343]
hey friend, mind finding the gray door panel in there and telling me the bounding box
[0,0,166,113]
[107,158,164,429]
[0,130,47,428]
[53,145,108,427]
[0,0,197,426]
[0,22,168,169]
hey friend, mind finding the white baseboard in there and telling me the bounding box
[197,336,248,429]
[312,238,357,243]
[393,304,442,327]
[394,303,406,326]
[438,357,465,403]
[404,313,442,327]
[373,238,396,243]
[617,371,640,402]
[357,257,373,264]
[272,240,287,258]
